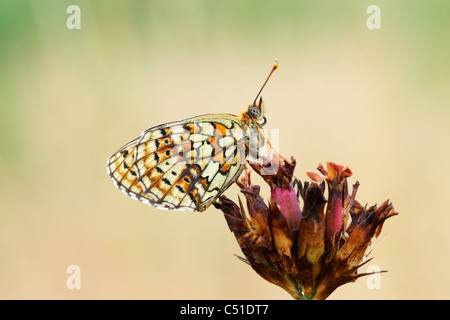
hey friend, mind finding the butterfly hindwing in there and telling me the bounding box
[107,114,247,211]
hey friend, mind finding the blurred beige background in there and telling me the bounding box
[0,1,449,299]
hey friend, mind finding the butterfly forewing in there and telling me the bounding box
[107,114,248,211]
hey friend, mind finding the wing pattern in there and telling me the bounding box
[107,115,247,211]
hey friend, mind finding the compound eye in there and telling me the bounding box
[248,106,261,119]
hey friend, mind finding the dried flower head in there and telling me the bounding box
[214,155,397,300]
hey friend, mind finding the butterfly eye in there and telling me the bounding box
[248,105,261,119]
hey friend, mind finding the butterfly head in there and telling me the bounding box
[247,97,266,127]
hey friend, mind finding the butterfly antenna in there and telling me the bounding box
[253,59,278,105]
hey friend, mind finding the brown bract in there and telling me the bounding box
[214,155,397,300]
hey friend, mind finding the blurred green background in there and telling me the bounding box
[0,0,449,299]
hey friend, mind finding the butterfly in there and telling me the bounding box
[107,61,278,212]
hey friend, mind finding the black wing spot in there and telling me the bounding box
[176,185,185,194]
[171,171,177,176]
[156,167,164,174]
[183,124,192,132]
[155,139,160,149]
[123,163,129,169]
[121,150,129,157]
[130,170,137,176]
[162,178,171,185]
[165,149,171,156]
[183,177,190,183]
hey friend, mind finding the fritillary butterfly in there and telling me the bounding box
[107,61,278,212]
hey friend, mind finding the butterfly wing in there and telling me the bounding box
[107,114,247,212]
